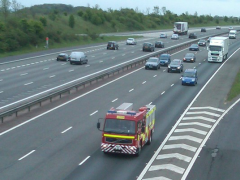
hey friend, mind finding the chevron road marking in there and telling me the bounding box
[149,164,185,174]
[169,135,202,143]
[143,177,172,180]
[186,111,220,117]
[190,106,225,112]
[157,153,192,162]
[179,122,212,128]
[174,128,207,135]
[182,116,216,123]
[163,144,197,152]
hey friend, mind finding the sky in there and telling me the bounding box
[19,0,239,17]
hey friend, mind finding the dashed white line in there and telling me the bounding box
[153,75,157,77]
[131,51,134,53]
[61,127,72,134]
[43,68,49,70]
[20,73,28,76]
[122,54,125,56]
[69,70,74,72]
[79,156,90,165]
[99,61,103,63]
[112,57,115,59]
[11,67,16,69]
[0,91,3,94]
[61,63,66,65]
[49,75,56,78]
[0,79,3,81]
[171,84,174,87]
[24,82,33,86]
[157,153,192,162]
[129,89,134,92]
[142,81,146,84]
[6,68,10,70]
[112,98,118,102]
[161,91,165,95]
[163,69,166,72]
[18,150,35,161]
[1,70,4,71]
[90,110,98,116]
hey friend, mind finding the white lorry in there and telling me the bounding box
[229,30,237,39]
[173,22,188,35]
[208,37,229,63]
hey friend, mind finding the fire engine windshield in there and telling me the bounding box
[104,119,136,134]
[209,46,222,51]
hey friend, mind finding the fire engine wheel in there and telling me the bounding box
[147,132,152,145]
[136,144,142,157]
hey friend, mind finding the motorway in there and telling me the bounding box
[0,27,239,180]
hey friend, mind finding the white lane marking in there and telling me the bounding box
[22,65,25,67]
[122,54,125,56]
[69,70,74,72]
[35,62,39,64]
[0,79,3,81]
[199,63,201,64]
[153,75,157,77]
[129,89,134,92]
[85,65,90,67]
[180,77,182,79]
[99,61,103,63]
[163,69,166,72]
[26,64,30,66]
[186,111,220,117]
[1,70,5,71]
[171,84,174,87]
[143,177,171,180]
[190,106,225,112]
[90,110,98,116]
[142,81,146,84]
[61,63,67,65]
[112,98,118,102]
[112,57,115,59]
[61,127,72,134]
[161,91,165,95]
[183,116,216,123]
[49,75,56,78]
[20,73,28,76]
[169,135,202,143]
[24,82,33,86]
[11,67,16,69]
[163,144,197,152]
[148,102,152,105]
[179,122,212,128]
[79,156,90,165]
[6,68,10,70]
[157,153,192,162]
[149,164,185,174]
[18,150,35,161]
[174,128,207,135]
[131,51,134,53]
[17,66,21,67]
[92,56,95,57]
[0,91,3,94]
[43,68,49,70]
[31,63,35,65]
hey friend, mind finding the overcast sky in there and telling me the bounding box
[19,0,239,17]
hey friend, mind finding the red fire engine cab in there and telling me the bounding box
[97,103,156,156]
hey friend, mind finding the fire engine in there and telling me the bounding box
[97,103,156,156]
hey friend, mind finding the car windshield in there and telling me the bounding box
[143,43,151,46]
[104,119,136,134]
[128,38,133,41]
[199,40,205,42]
[160,56,169,60]
[156,41,162,44]
[209,46,222,51]
[185,53,194,57]
[161,34,165,36]
[183,72,195,78]
[171,61,180,65]
[148,58,158,63]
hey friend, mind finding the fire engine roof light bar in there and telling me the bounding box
[107,110,136,115]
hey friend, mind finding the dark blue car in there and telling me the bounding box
[182,69,198,86]
[159,54,171,66]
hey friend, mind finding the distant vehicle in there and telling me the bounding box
[198,39,207,46]
[173,22,188,35]
[145,57,161,70]
[159,54,171,66]
[107,41,119,50]
[229,30,237,39]
[229,26,233,30]
[216,26,221,29]
[142,42,155,52]
[189,33,197,39]
[201,28,206,32]
[168,59,183,73]
[182,69,198,86]
[208,36,229,63]
[126,38,137,45]
[189,44,199,51]
[183,53,196,63]
[207,37,212,43]
[56,53,69,61]
[155,41,164,48]
[160,33,167,38]
[69,52,88,65]
[171,34,179,40]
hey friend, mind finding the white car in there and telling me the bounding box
[160,33,167,38]
[126,38,137,45]
[171,34,179,40]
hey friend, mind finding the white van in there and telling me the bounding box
[229,30,237,39]
[69,52,88,65]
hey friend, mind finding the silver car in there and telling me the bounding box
[126,38,137,45]
[69,52,88,65]
[160,33,167,38]
[171,34,179,40]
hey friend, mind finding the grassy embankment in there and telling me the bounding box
[227,69,240,101]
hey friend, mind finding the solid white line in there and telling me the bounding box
[143,177,171,180]
[163,144,197,152]
[24,82,33,86]
[174,128,207,135]
[149,164,185,174]
[129,89,134,92]
[20,73,28,76]
[157,153,192,162]
[161,91,165,95]
[148,102,152,105]
[182,116,216,123]
[179,122,212,128]
[142,81,146,84]
[190,106,225,112]
[112,98,118,102]
[18,150,35,161]
[186,111,220,117]
[122,54,125,56]
[169,135,202,143]
[90,110,98,116]
[79,156,90,165]
[49,75,56,78]
[1,70,4,71]
[61,127,72,134]
[171,84,174,87]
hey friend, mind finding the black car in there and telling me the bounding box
[198,39,207,46]
[189,33,197,39]
[155,41,164,48]
[143,42,155,52]
[189,44,199,51]
[107,41,119,50]
[56,53,69,61]
[183,53,196,63]
[201,28,206,32]
[145,57,160,70]
[159,54,171,66]
[168,59,183,73]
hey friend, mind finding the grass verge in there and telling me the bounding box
[227,68,240,101]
